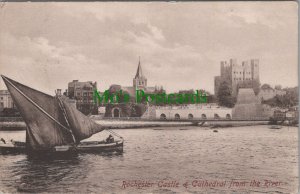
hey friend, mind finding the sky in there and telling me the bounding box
[0,2,298,95]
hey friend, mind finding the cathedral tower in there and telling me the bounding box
[133,57,147,90]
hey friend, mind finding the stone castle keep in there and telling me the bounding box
[214,58,260,97]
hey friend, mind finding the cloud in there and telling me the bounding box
[0,32,100,94]
[0,2,297,94]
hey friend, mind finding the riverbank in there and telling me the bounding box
[0,117,292,131]
[207,121,269,128]
[0,122,26,131]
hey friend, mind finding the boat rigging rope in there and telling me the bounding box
[105,128,123,139]
[56,95,77,143]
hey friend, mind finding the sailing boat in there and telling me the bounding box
[0,76,123,154]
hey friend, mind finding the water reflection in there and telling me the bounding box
[14,155,79,192]
[12,151,124,192]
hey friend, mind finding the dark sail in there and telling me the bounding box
[1,76,74,150]
[59,96,104,142]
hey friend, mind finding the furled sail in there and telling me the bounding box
[1,76,74,150]
[59,96,104,142]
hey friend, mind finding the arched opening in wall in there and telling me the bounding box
[175,113,180,120]
[214,114,220,120]
[160,113,167,120]
[201,114,207,120]
[188,114,193,120]
[112,108,120,118]
[226,114,231,120]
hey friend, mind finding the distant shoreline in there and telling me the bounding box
[0,118,272,131]
[0,116,297,131]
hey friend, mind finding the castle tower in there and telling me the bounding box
[251,59,260,83]
[214,58,260,98]
[133,57,147,90]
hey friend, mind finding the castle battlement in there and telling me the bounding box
[215,58,260,97]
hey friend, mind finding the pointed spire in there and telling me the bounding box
[135,56,143,78]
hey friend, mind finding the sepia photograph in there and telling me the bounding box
[0,1,298,193]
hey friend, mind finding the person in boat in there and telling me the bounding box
[10,139,15,145]
[0,138,6,144]
[106,134,114,143]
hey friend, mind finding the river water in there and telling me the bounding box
[0,125,298,193]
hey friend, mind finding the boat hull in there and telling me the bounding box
[0,145,26,154]
[76,140,124,153]
[0,140,124,155]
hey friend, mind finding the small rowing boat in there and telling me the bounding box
[269,125,282,129]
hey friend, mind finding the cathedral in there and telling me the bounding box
[119,58,159,97]
[105,58,162,118]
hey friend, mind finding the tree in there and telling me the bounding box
[261,84,272,90]
[217,81,235,108]
[1,108,20,117]
[275,85,282,90]
[252,80,261,95]
[262,88,298,108]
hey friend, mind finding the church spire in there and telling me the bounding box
[135,56,143,78]
[133,56,147,89]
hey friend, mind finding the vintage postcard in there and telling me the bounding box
[0,1,298,193]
